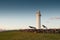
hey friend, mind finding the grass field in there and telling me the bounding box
[0,30,60,40]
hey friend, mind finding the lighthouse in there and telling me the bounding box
[36,10,41,29]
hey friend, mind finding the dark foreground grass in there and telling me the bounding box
[0,30,60,40]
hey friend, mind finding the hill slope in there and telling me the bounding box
[0,30,60,40]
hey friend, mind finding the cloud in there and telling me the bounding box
[46,21,50,23]
[55,17,60,19]
[49,17,60,20]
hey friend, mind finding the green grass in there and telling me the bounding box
[0,30,60,40]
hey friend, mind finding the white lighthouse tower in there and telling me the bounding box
[36,10,41,29]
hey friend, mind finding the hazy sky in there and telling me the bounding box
[0,0,60,30]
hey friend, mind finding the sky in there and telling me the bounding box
[0,0,60,30]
